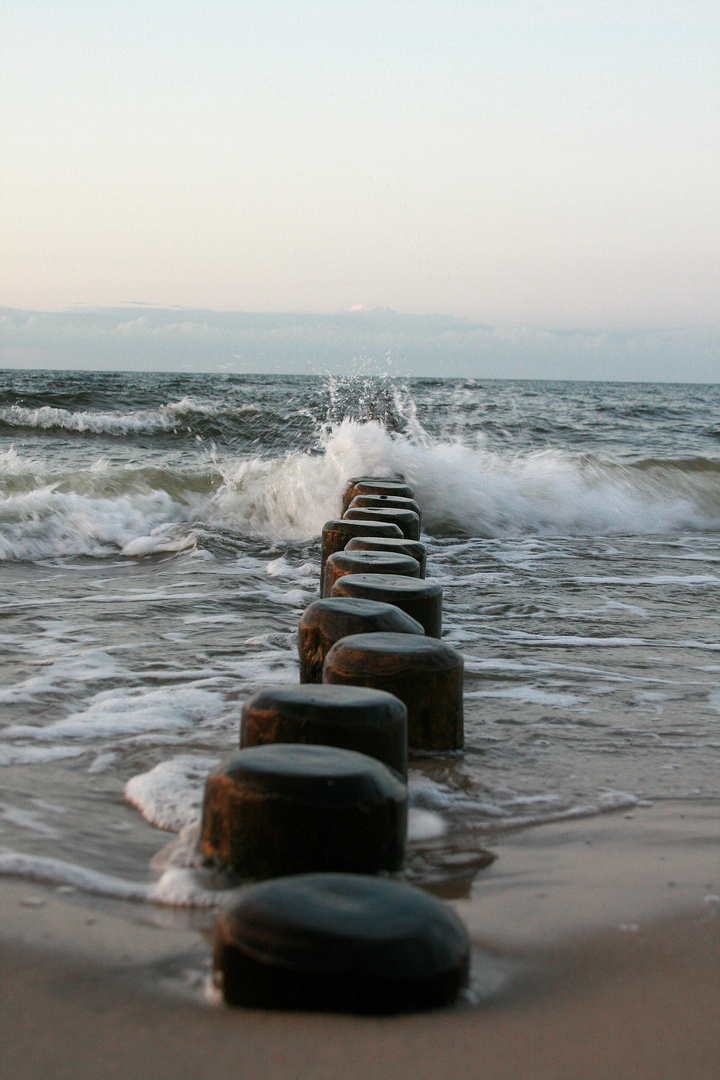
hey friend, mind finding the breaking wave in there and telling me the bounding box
[3,417,720,561]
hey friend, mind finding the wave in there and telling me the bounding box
[3,420,720,560]
[0,397,211,436]
[0,396,277,445]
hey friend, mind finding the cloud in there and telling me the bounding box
[1,306,719,382]
[113,316,150,335]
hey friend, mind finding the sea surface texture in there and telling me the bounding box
[2,370,720,916]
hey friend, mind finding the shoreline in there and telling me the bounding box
[4,801,717,963]
[1,800,719,1077]
[459,798,720,948]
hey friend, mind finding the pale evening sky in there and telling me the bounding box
[1,1,720,378]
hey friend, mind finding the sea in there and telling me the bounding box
[2,369,720,952]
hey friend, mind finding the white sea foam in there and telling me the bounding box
[501,632,648,647]
[409,776,638,829]
[0,804,59,838]
[4,687,224,741]
[464,686,583,707]
[207,451,344,541]
[0,744,87,767]
[0,848,152,901]
[148,866,229,908]
[120,530,197,557]
[0,650,125,705]
[407,808,447,841]
[87,751,118,774]
[0,848,225,907]
[125,755,221,832]
[576,574,720,586]
[0,484,196,561]
[497,791,640,830]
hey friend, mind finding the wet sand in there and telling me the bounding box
[459,799,720,946]
[2,801,720,1080]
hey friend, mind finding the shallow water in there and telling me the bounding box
[1,370,720,924]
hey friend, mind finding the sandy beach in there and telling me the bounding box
[2,800,719,1080]
[3,900,720,1080]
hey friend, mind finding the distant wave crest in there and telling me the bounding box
[0,397,262,439]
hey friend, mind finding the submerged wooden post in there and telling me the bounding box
[298,596,424,683]
[324,632,464,752]
[240,683,408,777]
[324,548,420,598]
[199,743,407,878]
[347,493,423,528]
[321,519,404,594]
[344,506,421,542]
[331,573,442,638]
[341,479,414,516]
[344,535,428,577]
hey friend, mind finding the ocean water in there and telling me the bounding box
[2,369,720,927]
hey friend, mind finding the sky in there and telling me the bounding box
[2,1,720,378]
